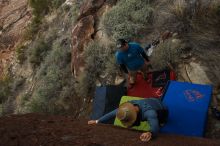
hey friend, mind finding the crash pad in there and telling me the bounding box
[127,70,175,98]
[114,96,151,131]
[160,81,212,137]
[91,86,126,124]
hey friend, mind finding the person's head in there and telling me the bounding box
[116,39,129,51]
[116,102,139,127]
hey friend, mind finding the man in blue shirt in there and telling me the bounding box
[88,98,168,142]
[115,39,150,86]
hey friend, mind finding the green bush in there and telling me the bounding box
[0,104,3,116]
[150,39,183,70]
[52,0,66,9]
[76,41,119,98]
[29,0,50,17]
[217,5,220,15]
[102,0,154,40]
[29,39,51,67]
[16,45,27,64]
[27,37,79,114]
[0,75,12,104]
[26,0,65,40]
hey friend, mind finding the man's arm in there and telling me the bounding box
[143,110,160,136]
[136,44,150,62]
[141,52,150,62]
[97,109,118,123]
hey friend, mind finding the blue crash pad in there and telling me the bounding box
[160,81,212,137]
[91,86,126,124]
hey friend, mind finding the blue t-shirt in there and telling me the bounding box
[115,42,145,71]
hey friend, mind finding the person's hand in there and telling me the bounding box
[140,132,152,142]
[152,39,160,46]
[88,120,98,125]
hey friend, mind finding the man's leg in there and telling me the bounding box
[140,63,149,80]
[128,70,137,85]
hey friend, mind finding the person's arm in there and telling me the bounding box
[137,44,150,62]
[141,51,150,62]
[145,44,152,51]
[98,109,118,123]
[115,52,128,73]
[143,110,160,136]
[120,64,128,74]
[88,109,117,125]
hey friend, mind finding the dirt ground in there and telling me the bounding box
[0,114,220,146]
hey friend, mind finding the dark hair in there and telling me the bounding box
[116,39,128,48]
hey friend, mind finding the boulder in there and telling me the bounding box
[71,15,95,77]
[179,61,212,84]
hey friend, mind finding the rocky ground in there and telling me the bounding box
[0,114,220,146]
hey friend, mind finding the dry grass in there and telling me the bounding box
[153,0,220,61]
[150,38,184,70]
[169,0,187,18]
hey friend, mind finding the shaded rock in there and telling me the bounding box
[179,61,212,84]
[71,15,95,77]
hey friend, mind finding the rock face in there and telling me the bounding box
[71,15,95,77]
[71,0,116,78]
[0,0,31,77]
[78,0,105,20]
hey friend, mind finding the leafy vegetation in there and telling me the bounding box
[26,37,80,114]
[13,1,81,115]
[150,38,184,70]
[15,45,27,64]
[25,0,66,40]
[28,39,51,67]
[102,0,154,40]
[76,41,119,98]
[0,75,12,104]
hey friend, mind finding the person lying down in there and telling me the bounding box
[88,98,168,142]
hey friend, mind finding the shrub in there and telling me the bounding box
[16,45,27,64]
[0,75,12,104]
[0,73,26,115]
[29,0,50,17]
[102,0,154,40]
[29,39,51,67]
[26,0,65,40]
[52,0,66,9]
[0,104,2,116]
[76,41,119,98]
[150,39,184,70]
[27,37,79,114]
[217,5,220,15]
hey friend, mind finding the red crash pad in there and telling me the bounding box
[127,70,175,98]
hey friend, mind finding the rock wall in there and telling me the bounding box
[71,0,117,78]
[0,0,31,77]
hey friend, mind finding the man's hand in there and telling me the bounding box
[88,120,98,125]
[140,132,152,142]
